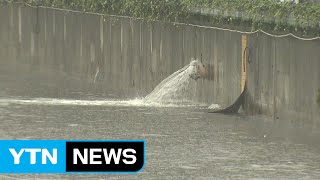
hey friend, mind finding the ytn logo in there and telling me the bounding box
[9,148,57,164]
[73,148,136,165]
[66,141,145,172]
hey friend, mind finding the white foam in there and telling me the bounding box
[208,103,221,110]
[0,97,202,108]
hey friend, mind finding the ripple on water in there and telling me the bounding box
[179,165,199,170]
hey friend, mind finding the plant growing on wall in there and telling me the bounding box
[6,0,320,36]
[317,89,320,107]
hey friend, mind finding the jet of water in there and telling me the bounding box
[144,59,205,105]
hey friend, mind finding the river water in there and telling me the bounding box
[0,64,320,179]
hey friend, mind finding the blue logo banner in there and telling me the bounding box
[0,140,66,173]
[0,140,145,174]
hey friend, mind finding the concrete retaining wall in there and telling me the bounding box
[245,33,320,134]
[0,3,241,105]
[0,3,319,134]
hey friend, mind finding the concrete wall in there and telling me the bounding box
[245,33,320,135]
[0,3,319,134]
[0,3,242,105]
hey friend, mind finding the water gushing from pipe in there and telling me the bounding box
[143,59,205,106]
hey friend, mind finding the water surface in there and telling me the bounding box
[0,97,319,179]
[0,63,319,179]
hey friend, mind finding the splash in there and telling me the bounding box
[143,60,204,106]
[0,98,150,107]
[0,97,204,108]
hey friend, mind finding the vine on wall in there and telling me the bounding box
[3,0,320,36]
[317,88,320,106]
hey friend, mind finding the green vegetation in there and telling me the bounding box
[318,89,320,107]
[5,0,320,36]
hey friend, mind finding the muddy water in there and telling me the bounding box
[0,64,320,179]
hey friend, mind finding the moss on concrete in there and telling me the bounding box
[317,89,320,107]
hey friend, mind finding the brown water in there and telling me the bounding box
[0,64,320,179]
